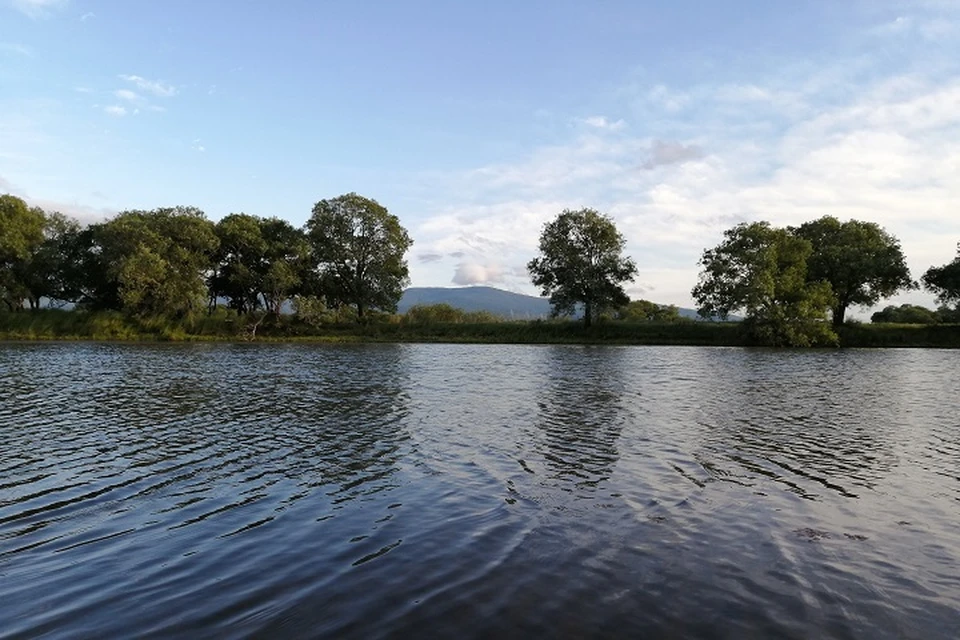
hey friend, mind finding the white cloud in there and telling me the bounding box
[646,84,690,113]
[113,89,141,103]
[9,0,68,18]
[411,59,960,312]
[583,116,626,131]
[118,74,178,98]
[104,105,127,117]
[452,263,506,286]
[80,11,93,21]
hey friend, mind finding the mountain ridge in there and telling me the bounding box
[399,286,706,320]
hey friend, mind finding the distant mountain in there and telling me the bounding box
[399,286,550,319]
[398,286,713,320]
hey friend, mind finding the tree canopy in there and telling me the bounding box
[692,221,836,346]
[794,216,914,326]
[94,207,218,317]
[616,299,682,323]
[0,195,46,311]
[923,244,960,306]
[306,193,412,318]
[527,208,637,327]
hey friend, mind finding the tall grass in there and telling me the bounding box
[1,309,957,347]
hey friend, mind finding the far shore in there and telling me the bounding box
[0,310,957,348]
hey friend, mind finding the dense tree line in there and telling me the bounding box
[689,216,959,346]
[0,193,412,319]
[5,191,960,343]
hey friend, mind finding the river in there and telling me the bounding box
[1,343,958,638]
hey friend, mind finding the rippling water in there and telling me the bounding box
[1,343,958,638]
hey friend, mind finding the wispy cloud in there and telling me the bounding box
[192,139,205,152]
[118,74,178,98]
[10,0,68,18]
[412,52,960,308]
[104,105,127,117]
[80,11,93,21]
[113,89,142,103]
[0,173,115,224]
[582,116,626,131]
[0,42,32,56]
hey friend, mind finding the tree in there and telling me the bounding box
[527,208,637,327]
[794,216,914,326]
[692,221,836,346]
[616,299,681,323]
[210,213,267,313]
[870,304,940,324]
[306,193,412,319]
[0,194,45,311]
[923,244,960,307]
[13,212,85,309]
[259,217,309,317]
[96,207,218,316]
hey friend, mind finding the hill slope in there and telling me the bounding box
[399,286,707,320]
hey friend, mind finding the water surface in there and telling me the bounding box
[1,344,958,638]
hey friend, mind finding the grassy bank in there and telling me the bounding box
[0,309,957,347]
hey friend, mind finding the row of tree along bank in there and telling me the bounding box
[2,308,959,348]
[526,208,959,346]
[2,192,959,347]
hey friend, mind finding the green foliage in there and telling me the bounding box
[616,299,682,323]
[96,207,218,316]
[306,193,413,319]
[0,194,46,311]
[402,303,502,324]
[527,208,637,327]
[870,304,941,324]
[923,244,960,306]
[291,294,359,326]
[14,212,86,309]
[795,216,914,326]
[693,221,837,347]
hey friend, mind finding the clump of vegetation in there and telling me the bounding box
[3,191,957,348]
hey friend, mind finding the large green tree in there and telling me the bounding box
[306,193,412,319]
[210,213,267,313]
[96,207,218,316]
[12,211,85,309]
[692,221,836,346]
[794,216,914,326]
[0,194,46,311]
[923,244,960,306]
[259,217,309,316]
[527,208,637,327]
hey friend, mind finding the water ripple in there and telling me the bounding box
[1,344,959,638]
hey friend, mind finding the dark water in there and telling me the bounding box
[1,343,958,639]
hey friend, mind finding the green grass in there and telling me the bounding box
[1,309,957,347]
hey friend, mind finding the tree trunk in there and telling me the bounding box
[584,299,592,328]
[832,304,846,327]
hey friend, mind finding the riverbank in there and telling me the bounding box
[1,309,958,347]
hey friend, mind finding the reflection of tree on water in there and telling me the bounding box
[246,345,413,502]
[534,346,628,493]
[111,345,413,508]
[694,350,899,499]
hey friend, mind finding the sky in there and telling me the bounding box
[2,0,959,314]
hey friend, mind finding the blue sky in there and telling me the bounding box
[2,0,959,312]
